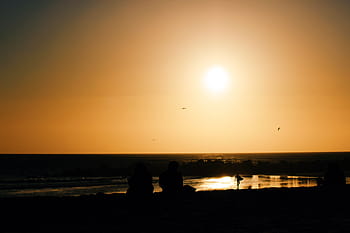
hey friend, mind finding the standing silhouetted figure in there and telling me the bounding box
[323,162,346,188]
[159,161,183,197]
[235,174,243,190]
[127,163,154,199]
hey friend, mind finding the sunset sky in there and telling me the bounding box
[1,0,349,153]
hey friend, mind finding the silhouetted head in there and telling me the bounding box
[134,162,148,174]
[324,162,346,187]
[168,161,179,171]
[327,162,340,171]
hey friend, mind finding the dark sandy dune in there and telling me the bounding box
[1,186,350,233]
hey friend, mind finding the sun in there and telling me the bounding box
[204,65,230,93]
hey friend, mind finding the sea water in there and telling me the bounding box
[0,152,349,197]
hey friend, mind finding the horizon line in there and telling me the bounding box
[1,151,350,155]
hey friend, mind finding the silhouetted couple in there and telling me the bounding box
[127,161,184,199]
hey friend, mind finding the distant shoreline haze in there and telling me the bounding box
[1,151,350,155]
[0,152,349,178]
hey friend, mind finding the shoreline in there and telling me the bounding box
[2,174,350,198]
[1,184,348,199]
[0,174,334,198]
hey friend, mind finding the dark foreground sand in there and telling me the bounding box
[1,186,350,233]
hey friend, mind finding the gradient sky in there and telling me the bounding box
[1,0,349,153]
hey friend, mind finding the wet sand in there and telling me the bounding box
[1,186,350,233]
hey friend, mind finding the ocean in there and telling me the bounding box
[0,152,349,197]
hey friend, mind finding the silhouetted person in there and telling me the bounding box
[159,161,183,197]
[235,174,243,190]
[323,163,346,188]
[127,163,154,199]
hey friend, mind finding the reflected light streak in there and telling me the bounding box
[196,176,235,191]
[2,176,350,197]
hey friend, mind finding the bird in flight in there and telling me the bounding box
[181,107,187,110]
[277,127,281,131]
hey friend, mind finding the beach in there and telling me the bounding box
[1,153,349,232]
[2,186,349,233]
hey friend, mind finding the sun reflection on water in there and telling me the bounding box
[196,176,235,191]
[185,175,322,191]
